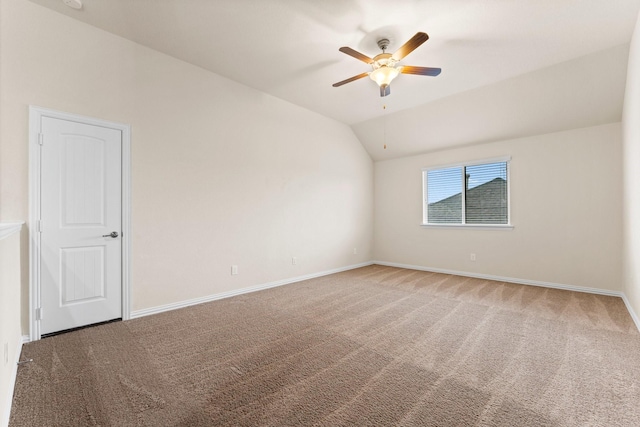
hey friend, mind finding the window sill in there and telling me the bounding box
[420,223,514,230]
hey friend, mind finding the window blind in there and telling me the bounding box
[426,167,462,223]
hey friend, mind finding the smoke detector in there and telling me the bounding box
[62,0,82,10]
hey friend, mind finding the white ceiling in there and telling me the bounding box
[28,0,640,160]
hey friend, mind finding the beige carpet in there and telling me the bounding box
[9,265,640,426]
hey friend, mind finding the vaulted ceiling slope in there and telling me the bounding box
[355,45,630,160]
[28,0,640,160]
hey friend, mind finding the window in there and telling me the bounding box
[422,159,510,226]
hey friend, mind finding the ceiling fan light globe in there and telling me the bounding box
[370,66,400,87]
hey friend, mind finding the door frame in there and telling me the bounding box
[28,106,132,341]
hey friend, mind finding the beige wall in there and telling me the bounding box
[0,0,373,320]
[0,228,23,427]
[374,123,623,292]
[623,10,640,321]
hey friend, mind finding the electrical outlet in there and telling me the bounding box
[353,248,357,255]
[470,253,476,261]
[3,342,8,365]
[292,257,297,265]
[231,265,238,275]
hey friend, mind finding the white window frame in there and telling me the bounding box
[421,156,513,229]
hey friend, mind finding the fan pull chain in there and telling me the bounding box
[383,104,387,149]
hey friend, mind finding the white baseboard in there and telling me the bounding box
[131,262,374,319]
[374,261,640,333]
[131,259,640,334]
[1,337,26,427]
[374,260,623,297]
[621,294,640,332]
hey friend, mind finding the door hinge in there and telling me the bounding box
[38,133,44,146]
[36,307,43,320]
[36,220,42,233]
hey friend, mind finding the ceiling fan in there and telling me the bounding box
[332,32,441,97]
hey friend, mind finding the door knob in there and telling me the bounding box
[102,231,119,238]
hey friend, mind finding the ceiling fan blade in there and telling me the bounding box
[332,72,370,87]
[339,47,374,64]
[380,85,391,97]
[392,32,429,61]
[400,66,441,76]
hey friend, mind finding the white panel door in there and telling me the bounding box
[39,116,122,335]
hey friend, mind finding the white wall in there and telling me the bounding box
[0,0,373,320]
[623,10,640,321]
[374,123,623,292]
[0,227,23,427]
